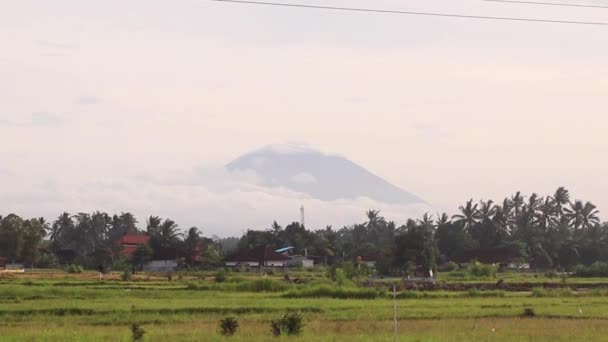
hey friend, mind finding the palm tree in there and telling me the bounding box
[565,200,585,231]
[436,213,450,226]
[552,187,570,220]
[478,200,496,222]
[147,216,162,235]
[159,219,181,246]
[511,191,525,218]
[49,212,73,243]
[452,199,480,232]
[581,202,600,230]
[537,197,556,232]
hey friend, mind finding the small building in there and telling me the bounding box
[286,255,314,269]
[143,260,178,273]
[460,246,526,271]
[118,234,151,257]
[357,251,384,268]
[225,246,291,268]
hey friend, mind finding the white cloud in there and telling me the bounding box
[0,165,432,236]
[289,172,318,184]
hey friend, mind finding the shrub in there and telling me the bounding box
[439,261,459,272]
[66,264,83,274]
[130,323,146,341]
[531,287,547,297]
[335,268,348,287]
[284,285,385,299]
[121,269,132,281]
[466,289,505,298]
[467,262,496,278]
[395,291,420,299]
[235,279,288,292]
[215,269,227,283]
[271,311,305,337]
[573,262,608,277]
[523,308,536,317]
[219,317,239,336]
[531,287,574,297]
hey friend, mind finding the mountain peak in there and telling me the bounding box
[226,144,425,205]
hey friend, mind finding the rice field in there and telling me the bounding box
[1,270,608,341]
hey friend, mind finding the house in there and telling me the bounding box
[357,251,384,268]
[143,260,178,273]
[4,263,25,273]
[286,255,314,269]
[118,234,151,257]
[225,246,291,268]
[460,246,526,271]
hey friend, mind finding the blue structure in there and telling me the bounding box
[275,246,295,254]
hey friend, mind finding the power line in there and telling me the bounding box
[483,0,608,9]
[210,0,608,26]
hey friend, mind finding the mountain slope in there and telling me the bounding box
[226,144,424,204]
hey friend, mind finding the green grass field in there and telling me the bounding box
[1,270,608,341]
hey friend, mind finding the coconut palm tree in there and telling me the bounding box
[537,197,557,232]
[552,187,570,220]
[452,199,480,233]
[581,202,600,230]
[511,191,525,218]
[565,200,586,231]
[478,200,496,222]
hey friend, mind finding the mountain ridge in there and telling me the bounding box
[226,144,425,205]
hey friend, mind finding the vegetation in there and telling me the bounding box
[1,270,608,340]
[270,311,305,337]
[130,323,146,341]
[2,187,606,276]
[219,317,239,336]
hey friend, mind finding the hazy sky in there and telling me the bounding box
[1,0,607,235]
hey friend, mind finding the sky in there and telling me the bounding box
[1,0,607,236]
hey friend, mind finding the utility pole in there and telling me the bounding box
[393,284,398,342]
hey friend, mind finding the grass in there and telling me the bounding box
[1,270,608,340]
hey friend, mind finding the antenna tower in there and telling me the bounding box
[300,205,305,227]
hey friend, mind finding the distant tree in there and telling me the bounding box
[183,227,201,265]
[132,244,153,270]
[0,214,25,262]
[21,218,47,268]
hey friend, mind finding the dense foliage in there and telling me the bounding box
[1,187,607,272]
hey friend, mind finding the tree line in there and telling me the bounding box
[0,187,606,273]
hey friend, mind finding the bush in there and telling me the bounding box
[219,317,239,336]
[573,262,608,277]
[531,287,574,297]
[130,323,146,341]
[235,279,288,292]
[467,262,496,278]
[215,269,227,283]
[395,291,420,299]
[284,285,385,299]
[66,264,83,274]
[531,287,547,297]
[121,269,132,281]
[439,261,459,272]
[271,311,305,337]
[522,307,536,317]
[466,289,505,298]
[334,268,348,287]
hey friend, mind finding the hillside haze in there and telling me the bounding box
[226,144,424,204]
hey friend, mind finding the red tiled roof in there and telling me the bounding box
[119,235,150,245]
